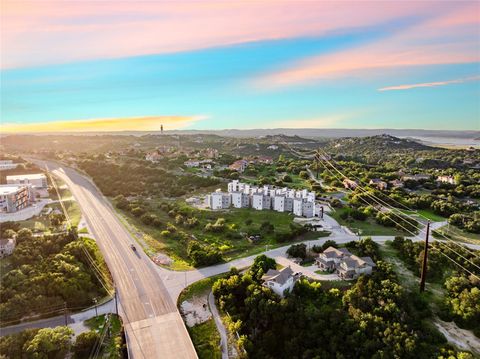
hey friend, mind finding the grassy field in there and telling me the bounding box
[178,275,225,305]
[85,314,124,358]
[330,208,409,236]
[119,200,330,268]
[188,321,222,359]
[401,209,446,223]
[433,224,480,245]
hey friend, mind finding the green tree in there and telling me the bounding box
[24,326,74,359]
[73,330,100,358]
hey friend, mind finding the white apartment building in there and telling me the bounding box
[206,190,231,210]
[252,193,272,210]
[0,185,32,213]
[7,173,47,188]
[0,160,18,171]
[206,181,317,217]
[293,198,314,218]
[231,192,250,208]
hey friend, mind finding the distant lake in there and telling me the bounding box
[400,136,479,149]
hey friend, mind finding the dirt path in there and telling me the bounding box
[208,291,229,359]
[434,318,480,355]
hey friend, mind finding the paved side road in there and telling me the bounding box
[1,300,115,337]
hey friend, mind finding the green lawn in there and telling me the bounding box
[85,314,124,358]
[187,320,221,359]
[315,270,330,275]
[330,208,410,236]
[432,224,480,245]
[118,200,330,269]
[178,274,226,305]
[401,209,446,223]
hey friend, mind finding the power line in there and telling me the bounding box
[282,143,480,275]
[312,146,480,263]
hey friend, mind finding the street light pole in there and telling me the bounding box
[93,298,98,317]
[63,302,68,326]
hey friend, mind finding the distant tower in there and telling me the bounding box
[160,124,164,134]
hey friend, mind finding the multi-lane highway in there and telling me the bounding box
[36,160,197,359]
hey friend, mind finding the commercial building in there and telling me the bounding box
[6,173,47,188]
[0,185,32,213]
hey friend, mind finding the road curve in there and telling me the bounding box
[37,160,197,359]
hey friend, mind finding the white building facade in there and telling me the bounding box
[0,185,32,213]
[7,173,47,188]
[206,180,317,217]
[206,190,231,210]
[0,160,18,171]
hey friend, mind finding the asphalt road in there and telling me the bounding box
[37,160,197,359]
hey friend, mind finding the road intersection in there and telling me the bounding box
[8,160,479,358]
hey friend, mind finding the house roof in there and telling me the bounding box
[262,266,294,285]
[6,173,46,181]
[322,246,352,258]
[341,255,376,269]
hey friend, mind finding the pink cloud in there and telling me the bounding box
[378,76,480,91]
[1,0,452,68]
[255,2,480,88]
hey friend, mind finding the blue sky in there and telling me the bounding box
[1,1,479,132]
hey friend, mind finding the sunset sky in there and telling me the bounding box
[1,0,479,132]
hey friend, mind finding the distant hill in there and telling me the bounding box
[166,128,479,140]
[325,134,433,151]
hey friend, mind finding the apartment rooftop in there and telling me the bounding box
[0,184,25,195]
[6,173,46,180]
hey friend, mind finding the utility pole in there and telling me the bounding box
[63,302,68,326]
[114,287,119,315]
[420,221,430,292]
[314,150,320,179]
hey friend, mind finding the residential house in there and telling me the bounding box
[389,179,404,188]
[437,175,457,185]
[343,179,358,189]
[369,178,388,190]
[401,174,430,182]
[184,160,200,168]
[145,151,162,162]
[316,246,376,280]
[229,160,248,173]
[315,247,352,271]
[267,145,279,150]
[262,266,301,297]
[337,255,376,280]
[0,238,16,258]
